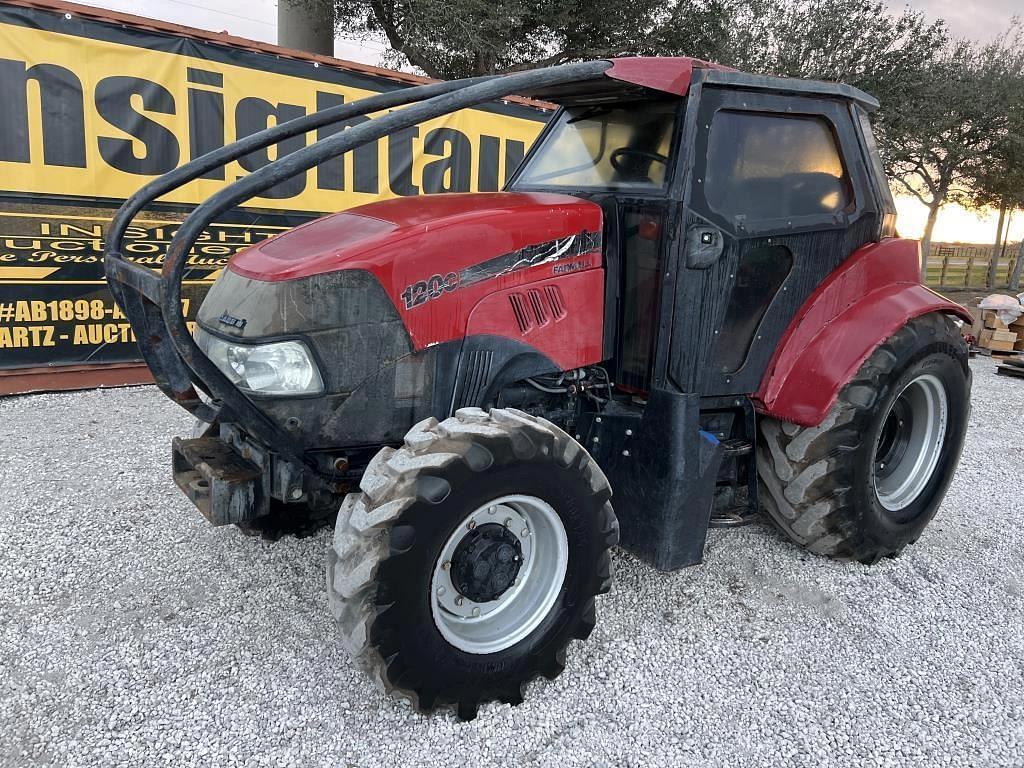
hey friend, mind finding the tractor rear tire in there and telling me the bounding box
[756,312,970,564]
[326,407,618,719]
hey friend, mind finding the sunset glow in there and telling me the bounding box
[895,195,1024,245]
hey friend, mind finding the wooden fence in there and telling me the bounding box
[926,242,1021,289]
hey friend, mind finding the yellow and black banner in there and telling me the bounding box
[0,3,547,372]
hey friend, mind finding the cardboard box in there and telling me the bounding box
[978,328,1017,351]
[987,340,1016,352]
[970,312,985,338]
[983,310,1009,330]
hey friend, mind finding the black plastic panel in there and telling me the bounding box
[710,245,793,373]
[581,389,724,570]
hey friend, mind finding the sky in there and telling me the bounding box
[893,0,1020,43]
[81,0,1024,62]
[80,0,1024,244]
[81,0,389,63]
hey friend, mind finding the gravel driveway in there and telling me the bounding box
[2,358,1022,767]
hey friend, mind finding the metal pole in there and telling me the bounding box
[104,75,498,436]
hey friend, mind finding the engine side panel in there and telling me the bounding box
[463,270,605,371]
[754,238,973,426]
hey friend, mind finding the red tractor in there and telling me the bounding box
[105,58,972,719]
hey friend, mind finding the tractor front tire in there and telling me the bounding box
[326,407,618,719]
[757,312,970,564]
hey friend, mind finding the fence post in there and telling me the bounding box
[1010,240,1024,290]
[939,245,950,286]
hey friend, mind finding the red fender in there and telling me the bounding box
[754,238,973,427]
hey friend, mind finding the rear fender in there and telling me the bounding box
[754,238,972,427]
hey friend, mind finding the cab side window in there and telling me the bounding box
[704,111,853,222]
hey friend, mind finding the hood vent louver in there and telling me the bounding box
[509,285,567,334]
[509,293,533,333]
[544,285,567,320]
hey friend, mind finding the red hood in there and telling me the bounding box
[220,191,604,362]
[224,191,604,354]
[228,192,601,283]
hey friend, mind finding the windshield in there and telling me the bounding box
[513,101,679,191]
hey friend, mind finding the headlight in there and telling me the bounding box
[195,329,324,396]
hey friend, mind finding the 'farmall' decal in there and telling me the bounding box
[400,231,601,310]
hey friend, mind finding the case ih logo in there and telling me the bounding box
[217,313,247,330]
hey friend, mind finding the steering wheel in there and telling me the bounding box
[609,147,669,174]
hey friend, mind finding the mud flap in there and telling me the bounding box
[580,390,725,570]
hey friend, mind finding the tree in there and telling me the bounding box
[332,0,1024,286]
[883,26,1024,278]
[331,0,710,79]
[331,0,943,87]
[965,45,1024,288]
[719,0,947,115]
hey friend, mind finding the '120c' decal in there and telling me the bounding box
[401,272,460,309]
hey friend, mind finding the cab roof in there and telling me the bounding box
[523,56,879,112]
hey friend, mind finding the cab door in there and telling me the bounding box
[666,87,878,396]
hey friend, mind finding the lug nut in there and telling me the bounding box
[437,586,446,596]
[442,561,450,570]
[467,520,476,530]
[504,518,512,528]
[521,528,530,537]
[471,607,481,617]
[289,488,303,500]
[455,596,464,606]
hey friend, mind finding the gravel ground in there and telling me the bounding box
[1,357,1023,767]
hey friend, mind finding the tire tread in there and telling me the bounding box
[326,407,617,716]
[756,312,967,563]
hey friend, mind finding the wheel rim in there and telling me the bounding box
[430,494,568,655]
[873,373,949,513]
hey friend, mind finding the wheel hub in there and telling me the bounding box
[872,373,949,514]
[450,524,523,602]
[875,398,912,481]
[430,495,569,655]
